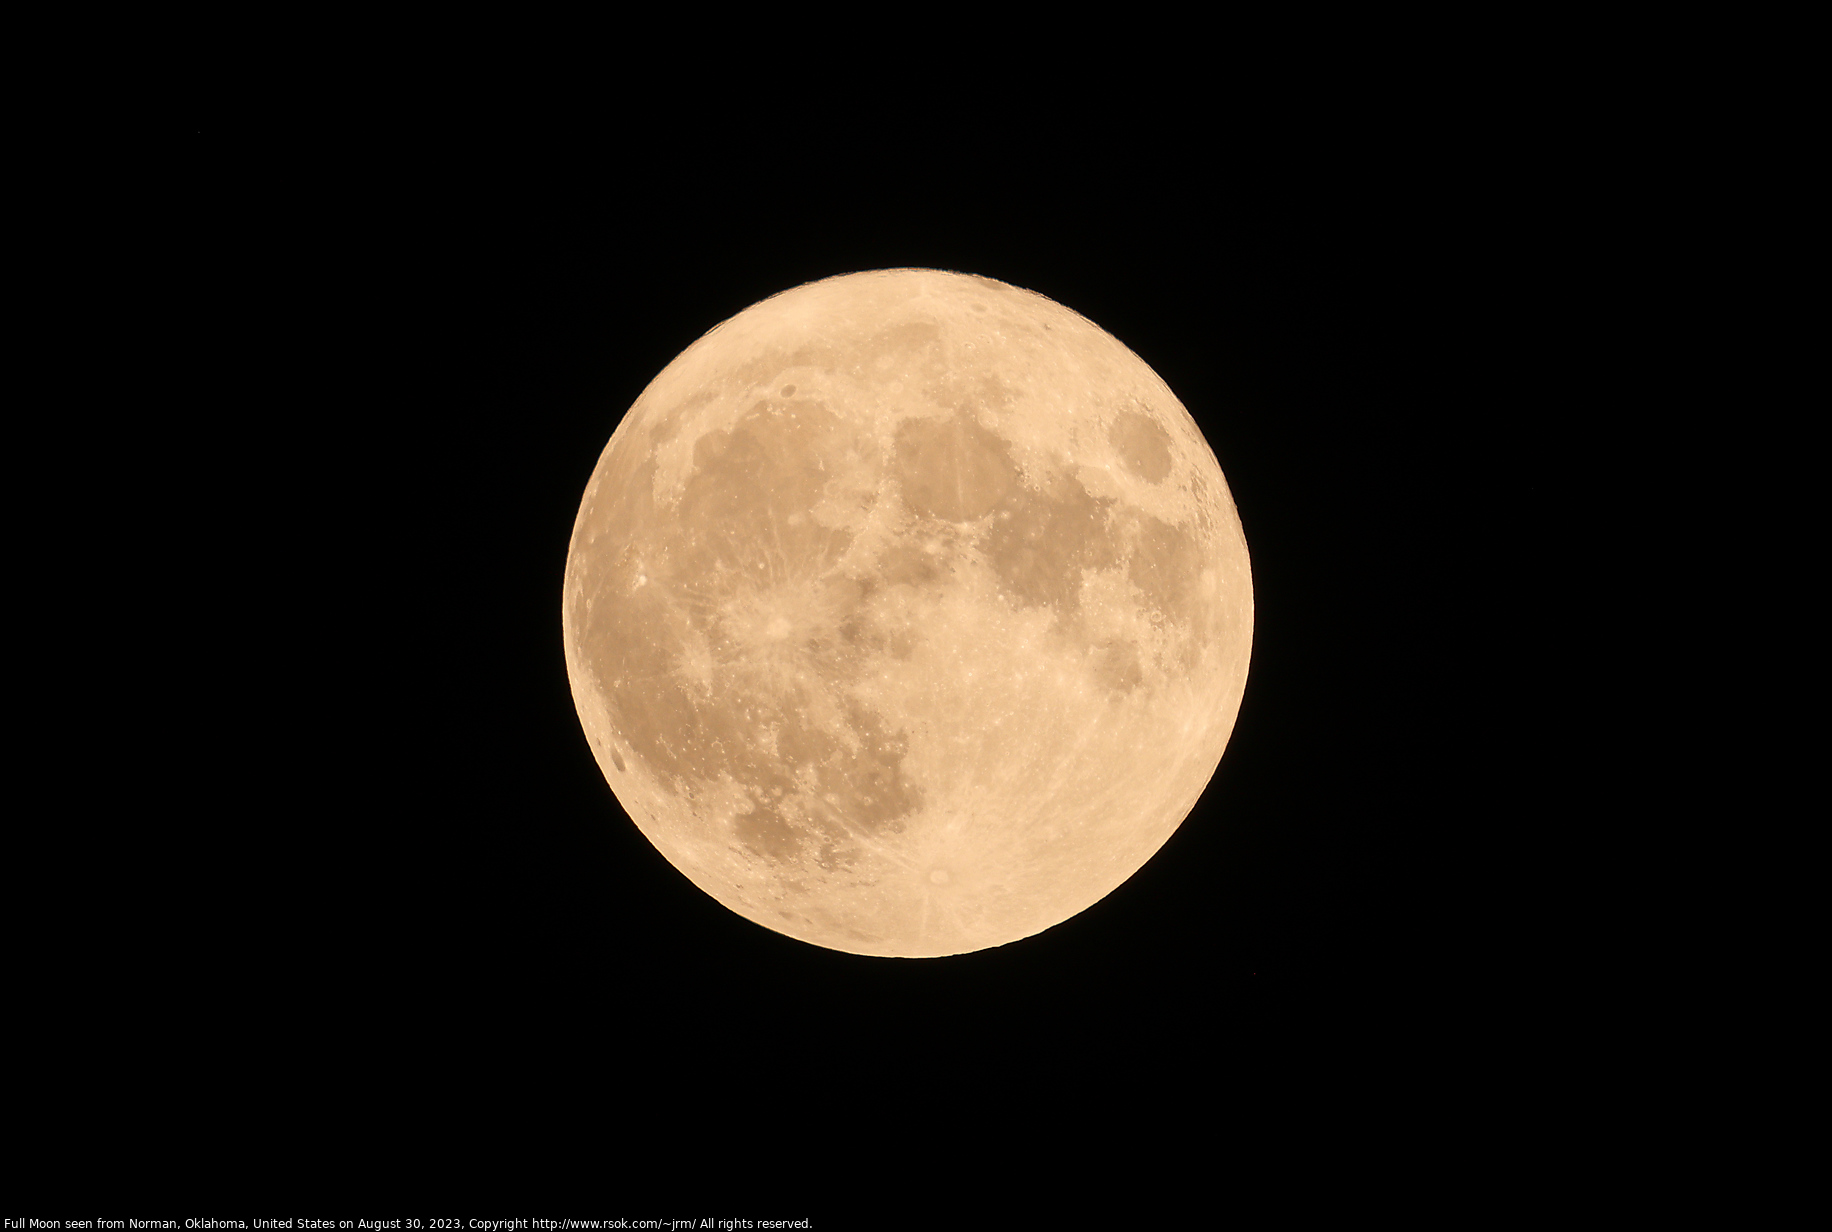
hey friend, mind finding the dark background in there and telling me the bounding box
[33,101,1579,1186]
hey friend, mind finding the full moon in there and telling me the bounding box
[563,269,1252,957]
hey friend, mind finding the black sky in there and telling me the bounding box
[34,105,1576,1189]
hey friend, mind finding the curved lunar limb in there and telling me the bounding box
[563,269,1252,957]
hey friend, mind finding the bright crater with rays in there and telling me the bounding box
[563,269,1252,957]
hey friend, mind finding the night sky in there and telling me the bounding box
[30,101,1574,1196]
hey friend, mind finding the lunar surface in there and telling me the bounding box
[562,269,1251,957]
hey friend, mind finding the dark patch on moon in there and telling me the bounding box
[983,465,1118,617]
[871,542,947,590]
[647,387,719,448]
[894,414,1020,522]
[1122,512,1204,628]
[1090,640,1144,695]
[573,398,925,869]
[1109,410,1174,483]
[726,695,922,864]
[675,402,857,575]
[734,796,803,862]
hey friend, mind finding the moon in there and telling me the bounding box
[563,269,1251,957]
